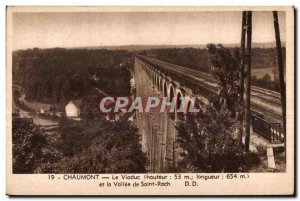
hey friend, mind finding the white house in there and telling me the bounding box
[65,100,81,118]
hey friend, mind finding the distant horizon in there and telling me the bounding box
[14,41,285,51]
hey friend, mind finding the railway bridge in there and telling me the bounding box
[133,54,283,172]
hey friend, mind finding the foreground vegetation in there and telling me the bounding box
[175,44,260,172]
[12,111,147,173]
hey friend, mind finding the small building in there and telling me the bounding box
[24,101,50,114]
[65,100,81,118]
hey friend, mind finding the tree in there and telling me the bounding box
[12,112,47,173]
[35,146,63,173]
[207,44,242,117]
[262,74,272,82]
[58,117,91,157]
[175,44,259,172]
[176,107,253,172]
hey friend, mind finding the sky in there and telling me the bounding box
[12,11,286,50]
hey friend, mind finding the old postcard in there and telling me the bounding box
[6,6,294,195]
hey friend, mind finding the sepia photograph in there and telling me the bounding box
[6,6,294,195]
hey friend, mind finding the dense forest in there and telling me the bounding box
[146,48,210,72]
[143,47,285,91]
[251,47,286,69]
[13,48,132,103]
[145,47,286,71]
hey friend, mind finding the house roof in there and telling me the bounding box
[69,100,82,108]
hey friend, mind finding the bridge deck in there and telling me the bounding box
[136,55,283,123]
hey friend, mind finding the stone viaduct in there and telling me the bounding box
[132,54,283,173]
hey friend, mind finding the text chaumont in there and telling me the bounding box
[63,174,100,180]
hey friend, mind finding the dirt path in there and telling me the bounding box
[13,92,58,127]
